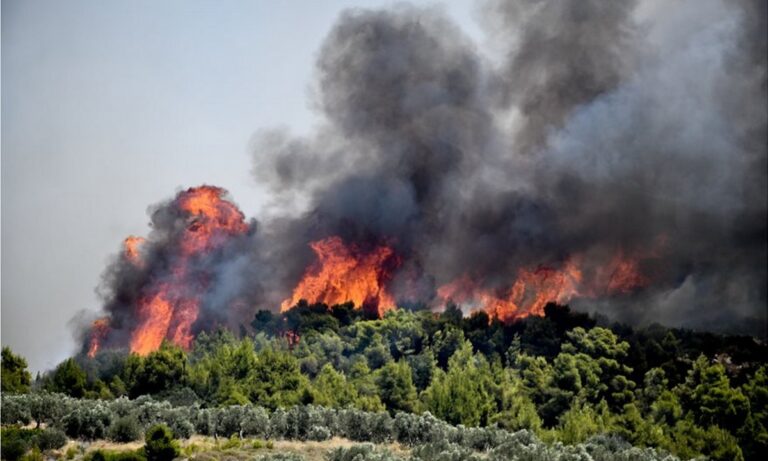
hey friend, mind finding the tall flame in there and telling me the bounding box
[280,236,400,316]
[89,186,248,357]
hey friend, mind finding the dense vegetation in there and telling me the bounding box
[1,394,681,460]
[2,303,766,460]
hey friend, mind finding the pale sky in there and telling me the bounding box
[1,0,483,372]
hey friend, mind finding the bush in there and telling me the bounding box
[33,427,68,450]
[410,441,481,461]
[19,448,43,461]
[241,405,270,438]
[306,425,332,441]
[65,446,79,460]
[108,415,143,443]
[61,402,113,440]
[328,444,401,461]
[1,396,32,425]
[253,454,304,461]
[159,408,194,439]
[86,450,147,461]
[1,426,33,461]
[143,424,179,461]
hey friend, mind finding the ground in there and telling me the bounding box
[55,436,410,461]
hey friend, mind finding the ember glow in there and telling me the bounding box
[280,236,401,316]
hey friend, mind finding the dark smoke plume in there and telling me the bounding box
[84,0,766,353]
[252,0,766,335]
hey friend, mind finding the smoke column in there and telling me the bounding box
[83,0,767,354]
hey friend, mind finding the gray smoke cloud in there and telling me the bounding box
[251,0,766,335]
[81,0,766,353]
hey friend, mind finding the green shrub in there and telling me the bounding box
[108,415,143,443]
[143,424,179,461]
[327,444,401,461]
[86,449,147,461]
[1,426,40,461]
[2,434,30,461]
[33,427,68,451]
[19,448,43,461]
[253,454,304,461]
[220,435,241,450]
[1,396,32,425]
[65,446,79,460]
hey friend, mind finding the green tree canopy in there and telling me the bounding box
[1,347,31,393]
[45,358,87,398]
[375,360,417,414]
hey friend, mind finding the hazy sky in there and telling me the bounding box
[1,0,481,372]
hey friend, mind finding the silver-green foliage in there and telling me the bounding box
[1,393,682,460]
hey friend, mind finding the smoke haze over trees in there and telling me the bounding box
[250,0,767,334]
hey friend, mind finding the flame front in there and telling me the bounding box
[89,186,248,357]
[280,236,400,316]
[437,252,648,322]
[87,184,656,358]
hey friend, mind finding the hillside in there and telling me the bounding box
[2,303,767,460]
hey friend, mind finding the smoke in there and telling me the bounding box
[83,0,766,353]
[252,0,766,334]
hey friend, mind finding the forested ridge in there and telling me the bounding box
[3,303,767,460]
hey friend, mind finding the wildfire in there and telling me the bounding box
[177,186,248,255]
[437,262,582,322]
[87,318,110,358]
[437,252,648,322]
[130,291,174,356]
[87,183,657,358]
[89,186,248,357]
[280,236,400,316]
[123,236,146,267]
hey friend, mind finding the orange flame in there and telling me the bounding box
[437,252,648,322]
[130,291,174,356]
[123,236,146,267]
[89,186,249,357]
[280,236,400,316]
[438,261,583,322]
[176,185,248,255]
[126,186,248,356]
[87,318,110,358]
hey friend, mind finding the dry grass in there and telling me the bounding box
[63,436,409,461]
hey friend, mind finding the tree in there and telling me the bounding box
[248,347,308,409]
[126,343,188,398]
[46,358,87,398]
[375,360,418,414]
[1,347,31,393]
[421,342,497,426]
[311,363,358,408]
[407,350,436,391]
[560,327,636,409]
[680,355,749,430]
[739,365,768,461]
[432,327,465,368]
[557,400,612,445]
[348,360,386,412]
